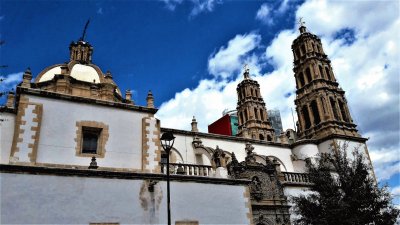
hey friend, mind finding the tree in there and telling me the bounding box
[292,142,399,225]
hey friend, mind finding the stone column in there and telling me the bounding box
[316,97,325,123]
[307,103,315,127]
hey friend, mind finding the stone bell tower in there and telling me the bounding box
[236,66,275,141]
[292,20,360,140]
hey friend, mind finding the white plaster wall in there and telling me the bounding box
[1,172,250,225]
[27,95,149,169]
[0,113,15,164]
[170,133,295,172]
[318,138,367,156]
[291,143,319,172]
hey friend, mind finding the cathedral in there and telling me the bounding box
[0,23,373,225]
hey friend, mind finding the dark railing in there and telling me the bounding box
[282,172,312,184]
[160,162,213,177]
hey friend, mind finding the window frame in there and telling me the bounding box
[75,121,109,158]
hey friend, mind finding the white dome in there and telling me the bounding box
[36,64,101,83]
[38,66,62,82]
[70,64,100,83]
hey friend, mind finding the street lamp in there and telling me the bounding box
[160,131,175,225]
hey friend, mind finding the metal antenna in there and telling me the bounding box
[80,19,90,41]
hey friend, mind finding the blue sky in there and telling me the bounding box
[1,0,399,207]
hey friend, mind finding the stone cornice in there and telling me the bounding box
[15,87,158,114]
[290,133,368,147]
[0,164,251,186]
[160,127,291,148]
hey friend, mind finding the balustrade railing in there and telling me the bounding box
[282,172,312,184]
[160,162,213,177]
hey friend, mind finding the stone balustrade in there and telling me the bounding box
[160,162,213,177]
[282,172,312,184]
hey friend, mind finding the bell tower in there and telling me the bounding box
[292,20,360,140]
[236,66,275,141]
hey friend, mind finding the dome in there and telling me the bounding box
[32,40,123,101]
[70,64,101,83]
[37,66,62,82]
[36,63,102,84]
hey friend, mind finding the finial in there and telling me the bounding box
[21,67,33,88]
[80,19,91,41]
[243,64,250,79]
[298,17,307,34]
[105,70,113,79]
[146,90,154,108]
[125,89,133,104]
[191,116,198,132]
[25,67,32,74]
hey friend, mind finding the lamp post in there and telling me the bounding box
[160,131,175,225]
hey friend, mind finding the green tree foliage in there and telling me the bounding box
[292,142,399,225]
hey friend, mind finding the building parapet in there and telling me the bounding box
[14,87,158,114]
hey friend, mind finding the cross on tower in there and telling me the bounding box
[298,17,305,27]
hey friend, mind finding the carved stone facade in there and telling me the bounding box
[292,25,360,140]
[236,67,275,141]
[228,143,290,225]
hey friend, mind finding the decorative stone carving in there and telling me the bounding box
[211,145,226,169]
[227,143,290,225]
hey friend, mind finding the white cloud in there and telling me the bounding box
[160,0,221,16]
[392,186,400,196]
[160,0,183,11]
[256,4,272,25]
[0,72,22,92]
[190,0,221,17]
[208,33,261,79]
[296,0,399,37]
[97,7,103,15]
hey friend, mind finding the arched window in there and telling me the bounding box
[260,110,264,120]
[254,108,258,120]
[240,111,244,125]
[325,67,332,81]
[302,105,311,129]
[296,48,301,59]
[259,134,264,140]
[305,67,312,83]
[245,109,248,121]
[330,98,339,120]
[267,135,272,141]
[338,101,349,122]
[298,72,305,87]
[311,100,321,125]
[319,65,324,78]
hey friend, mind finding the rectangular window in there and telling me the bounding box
[82,127,102,154]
